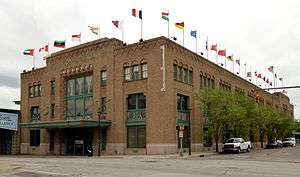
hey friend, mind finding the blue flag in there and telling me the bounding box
[190,30,197,38]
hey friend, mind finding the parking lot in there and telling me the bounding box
[1,146,300,177]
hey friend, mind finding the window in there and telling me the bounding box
[101,70,107,86]
[183,68,188,83]
[50,80,55,95]
[30,106,40,122]
[128,93,146,110]
[132,65,140,80]
[178,66,183,81]
[177,94,188,112]
[127,125,146,148]
[50,104,55,117]
[85,75,93,94]
[141,63,148,79]
[34,85,39,97]
[124,66,131,81]
[30,130,40,146]
[29,86,34,97]
[101,97,107,113]
[188,70,193,84]
[173,64,178,80]
[65,75,93,119]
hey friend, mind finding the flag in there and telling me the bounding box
[190,30,197,38]
[138,10,142,19]
[257,73,262,78]
[205,37,208,50]
[132,9,136,17]
[266,79,269,83]
[235,59,240,65]
[88,26,99,35]
[39,44,48,52]
[54,40,65,48]
[247,72,252,77]
[218,49,226,56]
[72,33,81,42]
[161,11,169,21]
[263,77,266,81]
[112,20,122,29]
[132,9,142,19]
[175,22,184,29]
[210,44,217,51]
[270,82,273,86]
[268,66,274,73]
[279,77,283,81]
[275,73,277,78]
[23,49,34,56]
[227,55,233,61]
[254,71,257,76]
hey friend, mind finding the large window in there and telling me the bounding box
[127,125,146,148]
[65,75,93,119]
[101,70,107,86]
[177,94,188,112]
[128,93,146,110]
[30,130,40,146]
[30,106,40,122]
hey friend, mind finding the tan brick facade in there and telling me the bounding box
[20,37,294,155]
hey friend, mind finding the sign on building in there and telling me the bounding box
[0,112,18,131]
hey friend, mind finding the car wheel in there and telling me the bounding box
[247,146,250,152]
[237,147,241,154]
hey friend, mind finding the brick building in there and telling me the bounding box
[20,36,294,155]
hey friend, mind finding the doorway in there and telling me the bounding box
[64,128,93,155]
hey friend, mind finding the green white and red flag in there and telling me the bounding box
[23,49,34,56]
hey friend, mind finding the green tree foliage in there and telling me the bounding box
[196,89,296,151]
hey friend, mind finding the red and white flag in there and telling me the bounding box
[218,49,226,57]
[39,44,48,53]
[268,66,274,73]
[72,33,81,42]
[210,44,217,51]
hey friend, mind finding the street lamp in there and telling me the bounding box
[187,108,192,156]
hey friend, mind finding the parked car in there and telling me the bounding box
[266,140,283,149]
[282,138,296,147]
[223,138,251,153]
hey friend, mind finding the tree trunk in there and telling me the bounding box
[215,137,219,152]
[260,129,264,149]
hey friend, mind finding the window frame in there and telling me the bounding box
[101,70,107,86]
[30,130,40,147]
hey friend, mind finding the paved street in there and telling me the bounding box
[1,147,300,177]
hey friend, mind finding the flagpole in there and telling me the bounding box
[98,25,101,39]
[167,16,170,38]
[232,60,234,74]
[244,63,247,79]
[225,57,227,69]
[33,55,35,68]
[216,51,218,65]
[182,28,184,46]
[195,36,197,53]
[141,9,143,40]
[121,21,124,42]
[206,36,209,59]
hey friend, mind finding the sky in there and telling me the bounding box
[0,0,300,118]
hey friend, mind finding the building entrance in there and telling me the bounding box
[64,128,93,155]
[0,129,13,154]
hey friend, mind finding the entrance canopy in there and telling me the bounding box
[20,119,111,129]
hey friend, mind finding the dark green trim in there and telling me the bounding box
[177,119,189,126]
[20,119,111,129]
[127,109,146,126]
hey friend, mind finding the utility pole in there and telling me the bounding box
[188,108,192,156]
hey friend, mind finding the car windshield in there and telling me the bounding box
[227,139,241,143]
[283,138,291,141]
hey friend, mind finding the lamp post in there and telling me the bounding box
[97,106,102,157]
[187,108,192,156]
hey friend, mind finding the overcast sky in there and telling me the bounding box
[0,0,299,118]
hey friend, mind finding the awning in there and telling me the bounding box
[20,119,111,129]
